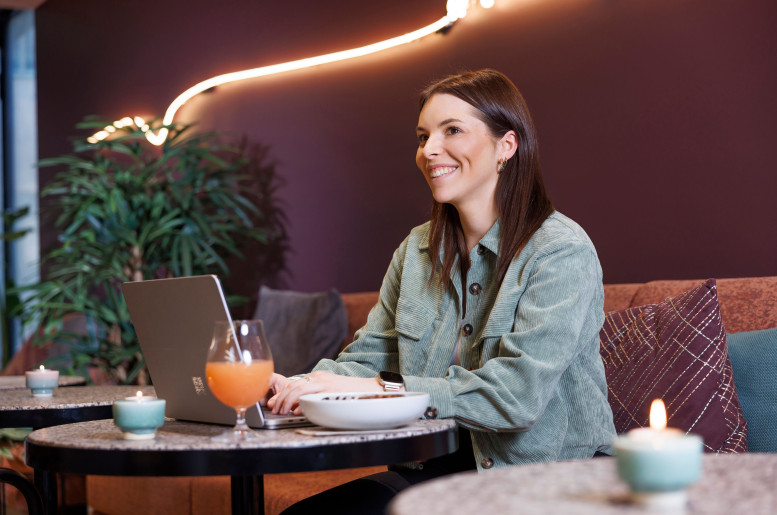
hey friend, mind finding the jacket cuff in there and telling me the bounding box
[404,376,455,419]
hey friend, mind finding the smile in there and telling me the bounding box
[429,166,457,178]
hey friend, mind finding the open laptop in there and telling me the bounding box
[121,275,310,429]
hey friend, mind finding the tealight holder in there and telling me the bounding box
[613,399,703,508]
[112,392,166,440]
[25,366,59,397]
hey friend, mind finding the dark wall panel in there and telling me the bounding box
[36,0,777,294]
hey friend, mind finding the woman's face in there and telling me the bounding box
[416,93,505,214]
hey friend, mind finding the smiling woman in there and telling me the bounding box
[415,93,513,248]
[267,69,616,515]
[419,69,552,293]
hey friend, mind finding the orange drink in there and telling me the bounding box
[206,320,274,441]
[205,360,274,409]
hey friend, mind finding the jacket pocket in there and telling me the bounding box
[395,296,437,341]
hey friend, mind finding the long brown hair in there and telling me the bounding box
[421,69,554,288]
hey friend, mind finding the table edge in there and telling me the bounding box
[25,424,459,476]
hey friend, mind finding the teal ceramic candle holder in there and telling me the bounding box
[25,367,59,397]
[613,427,703,508]
[112,393,166,440]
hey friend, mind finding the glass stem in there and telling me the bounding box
[234,408,250,432]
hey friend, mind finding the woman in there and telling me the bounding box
[268,69,616,513]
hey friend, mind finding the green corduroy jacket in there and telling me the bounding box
[313,211,616,470]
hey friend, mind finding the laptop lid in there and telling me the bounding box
[122,275,308,428]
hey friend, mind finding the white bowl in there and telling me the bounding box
[299,392,430,430]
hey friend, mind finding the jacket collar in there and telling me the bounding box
[418,219,501,257]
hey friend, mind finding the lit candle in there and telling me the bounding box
[112,391,166,440]
[25,365,59,397]
[613,399,703,508]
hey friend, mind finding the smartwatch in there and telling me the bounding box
[378,371,405,392]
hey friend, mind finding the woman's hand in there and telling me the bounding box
[262,373,290,406]
[267,371,383,415]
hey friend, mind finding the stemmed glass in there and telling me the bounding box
[205,319,274,441]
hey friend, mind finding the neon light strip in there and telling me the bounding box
[89,0,491,146]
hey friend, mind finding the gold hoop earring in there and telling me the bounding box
[497,158,507,174]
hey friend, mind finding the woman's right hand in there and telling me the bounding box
[268,373,290,398]
[267,371,383,415]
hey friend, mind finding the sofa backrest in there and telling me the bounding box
[621,277,777,334]
[340,292,380,351]
[340,276,777,346]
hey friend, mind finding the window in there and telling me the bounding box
[1,9,39,361]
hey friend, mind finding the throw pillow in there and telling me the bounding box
[726,327,777,452]
[253,286,348,377]
[600,278,748,453]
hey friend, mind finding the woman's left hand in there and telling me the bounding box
[267,371,382,415]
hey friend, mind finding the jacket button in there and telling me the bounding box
[462,324,473,336]
[469,283,482,295]
[481,457,494,469]
[477,245,486,255]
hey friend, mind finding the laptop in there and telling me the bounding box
[121,275,310,429]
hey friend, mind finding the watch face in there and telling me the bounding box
[379,371,404,385]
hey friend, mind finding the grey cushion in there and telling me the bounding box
[253,286,347,376]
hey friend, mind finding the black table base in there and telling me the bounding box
[232,475,263,515]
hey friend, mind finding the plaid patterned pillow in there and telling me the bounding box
[600,278,748,453]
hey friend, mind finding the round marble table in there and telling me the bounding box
[388,453,777,514]
[0,375,86,390]
[0,385,155,429]
[26,418,458,515]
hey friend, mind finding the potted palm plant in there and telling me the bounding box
[15,118,287,384]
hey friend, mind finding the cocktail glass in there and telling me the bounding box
[205,319,274,441]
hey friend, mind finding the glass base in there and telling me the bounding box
[211,427,260,442]
[211,408,261,442]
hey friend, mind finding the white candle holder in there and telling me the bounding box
[112,392,166,440]
[25,366,59,397]
[613,400,703,508]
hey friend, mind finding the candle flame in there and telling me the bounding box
[39,365,45,370]
[136,391,143,400]
[649,399,667,430]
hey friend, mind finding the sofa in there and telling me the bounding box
[82,275,777,515]
[4,276,774,514]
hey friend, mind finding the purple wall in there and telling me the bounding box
[36,0,777,296]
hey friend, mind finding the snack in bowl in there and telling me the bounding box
[299,392,430,430]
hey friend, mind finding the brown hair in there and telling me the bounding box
[420,69,554,289]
